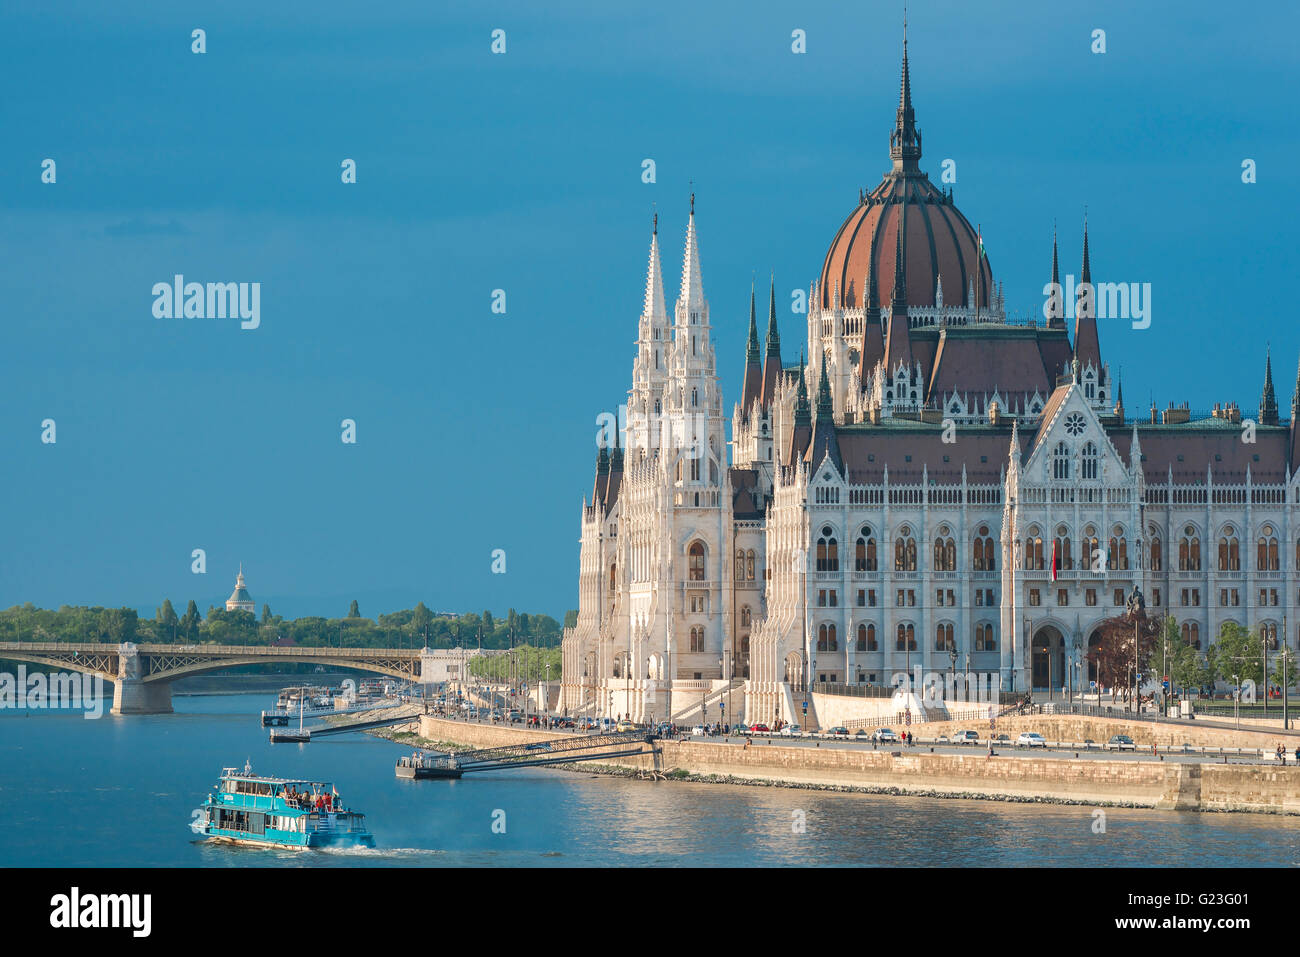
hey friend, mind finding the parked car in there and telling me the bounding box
[779,724,803,737]
[934,734,949,743]
[854,728,870,737]
[615,720,635,732]
[731,723,752,735]
[507,709,523,722]
[1106,734,1136,751]
[994,734,1011,744]
[871,728,899,743]
[828,726,850,736]
[750,723,771,733]
[1016,732,1047,748]
[951,730,981,745]
[691,725,707,736]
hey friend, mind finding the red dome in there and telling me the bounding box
[819,35,993,313]
[819,176,993,312]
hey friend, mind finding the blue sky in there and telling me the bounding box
[2,1,1297,621]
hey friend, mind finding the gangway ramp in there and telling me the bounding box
[395,730,659,779]
[270,704,420,743]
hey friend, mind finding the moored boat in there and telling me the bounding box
[193,763,375,849]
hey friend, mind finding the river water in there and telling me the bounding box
[2,693,1297,867]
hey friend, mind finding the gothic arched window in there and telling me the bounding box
[1024,529,1044,570]
[1081,441,1098,480]
[974,524,996,571]
[1258,525,1279,571]
[746,549,756,580]
[975,623,997,651]
[688,541,706,581]
[1218,527,1239,571]
[935,622,954,651]
[1178,526,1201,572]
[895,526,917,572]
[895,623,916,651]
[934,536,956,572]
[855,526,878,571]
[817,623,838,652]
[1052,441,1071,480]
[816,526,839,572]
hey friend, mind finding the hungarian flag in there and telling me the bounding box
[1050,539,1059,582]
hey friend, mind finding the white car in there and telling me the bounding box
[870,728,900,744]
[1016,732,1047,748]
[691,725,707,736]
[778,724,804,737]
[951,730,981,745]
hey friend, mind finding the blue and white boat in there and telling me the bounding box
[194,763,375,849]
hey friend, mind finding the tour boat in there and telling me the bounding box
[193,763,375,849]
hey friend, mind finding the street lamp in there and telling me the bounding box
[1232,674,1241,730]
[948,646,957,706]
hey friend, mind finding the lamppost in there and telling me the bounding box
[1072,638,1081,708]
[1232,673,1240,730]
[948,646,957,707]
[1022,616,1030,698]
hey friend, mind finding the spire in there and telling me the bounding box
[1260,346,1279,425]
[741,280,763,413]
[815,351,834,422]
[794,355,811,427]
[858,258,885,383]
[641,214,667,329]
[760,273,783,408]
[1072,214,1102,373]
[593,443,610,504]
[1113,373,1125,419]
[891,207,907,309]
[1293,350,1300,417]
[807,351,844,472]
[678,196,704,321]
[1047,224,1064,328]
[889,10,922,174]
[746,282,760,362]
[1288,351,1300,473]
[883,208,913,373]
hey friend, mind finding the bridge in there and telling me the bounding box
[0,641,453,715]
[395,730,659,779]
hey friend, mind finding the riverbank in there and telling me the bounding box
[409,716,1300,816]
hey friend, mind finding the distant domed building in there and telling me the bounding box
[226,565,255,614]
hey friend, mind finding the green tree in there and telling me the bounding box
[180,600,201,639]
[563,609,578,629]
[262,604,272,624]
[412,602,432,642]
[156,599,179,629]
[1209,621,1263,687]
[483,610,494,631]
[348,600,361,619]
[98,607,139,643]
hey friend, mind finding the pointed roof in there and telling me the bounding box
[787,355,813,465]
[883,206,913,372]
[760,274,783,408]
[1288,351,1300,471]
[678,195,704,319]
[858,258,885,382]
[1260,347,1279,425]
[807,354,845,473]
[1072,215,1102,371]
[741,281,763,413]
[1047,225,1064,328]
[889,13,922,175]
[641,213,667,328]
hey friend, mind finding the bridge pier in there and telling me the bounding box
[111,678,174,715]
[111,642,173,714]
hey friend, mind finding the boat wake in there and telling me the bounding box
[314,846,442,859]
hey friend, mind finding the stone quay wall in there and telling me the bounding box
[414,717,1300,814]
